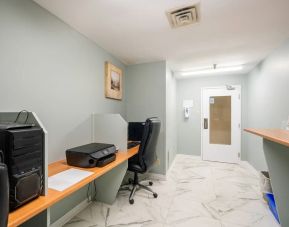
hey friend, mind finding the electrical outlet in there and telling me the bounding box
[156,159,160,165]
[281,117,289,130]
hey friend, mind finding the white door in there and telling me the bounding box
[201,85,241,163]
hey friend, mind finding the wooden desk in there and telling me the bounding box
[244,128,289,147]
[245,128,289,227]
[8,146,138,227]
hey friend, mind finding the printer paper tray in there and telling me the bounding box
[96,154,116,167]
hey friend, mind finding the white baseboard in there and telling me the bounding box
[147,155,177,181]
[167,154,177,176]
[241,161,259,177]
[50,199,91,227]
[147,172,167,181]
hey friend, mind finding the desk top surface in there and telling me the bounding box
[8,146,139,227]
[244,128,289,147]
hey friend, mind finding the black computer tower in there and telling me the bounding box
[0,150,9,227]
[0,127,44,211]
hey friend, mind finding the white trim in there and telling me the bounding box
[49,199,91,227]
[240,161,259,177]
[147,172,167,181]
[146,156,178,181]
[201,87,204,161]
[201,85,242,163]
[167,154,177,176]
[150,153,178,180]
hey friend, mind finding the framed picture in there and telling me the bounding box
[105,62,122,100]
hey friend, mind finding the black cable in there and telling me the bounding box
[93,181,97,201]
[86,181,98,202]
[87,182,91,202]
[15,110,30,123]
[0,150,4,163]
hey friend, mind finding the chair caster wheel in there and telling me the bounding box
[129,199,134,204]
[149,181,153,186]
[153,193,158,198]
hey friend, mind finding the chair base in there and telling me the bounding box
[120,172,158,204]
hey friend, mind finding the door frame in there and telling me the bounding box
[201,85,242,163]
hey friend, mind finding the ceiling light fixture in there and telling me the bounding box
[180,64,243,77]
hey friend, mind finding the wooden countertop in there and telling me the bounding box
[244,128,289,147]
[8,146,138,227]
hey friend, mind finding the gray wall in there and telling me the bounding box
[176,74,248,159]
[0,1,127,224]
[125,61,167,174]
[246,39,289,171]
[0,0,126,163]
[166,68,177,169]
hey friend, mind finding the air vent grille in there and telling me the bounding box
[167,4,200,28]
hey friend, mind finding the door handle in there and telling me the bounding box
[204,118,208,129]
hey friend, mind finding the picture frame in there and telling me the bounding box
[105,62,122,100]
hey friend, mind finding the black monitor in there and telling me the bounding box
[128,122,145,141]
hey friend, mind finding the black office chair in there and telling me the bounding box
[123,117,161,204]
[0,151,9,227]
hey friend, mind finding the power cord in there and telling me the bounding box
[0,150,4,163]
[15,110,30,123]
[87,180,97,202]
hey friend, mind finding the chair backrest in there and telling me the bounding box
[138,118,161,172]
[128,122,145,142]
[0,150,9,227]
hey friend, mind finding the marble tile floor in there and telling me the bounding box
[63,155,280,227]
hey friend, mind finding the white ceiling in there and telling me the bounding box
[33,0,289,73]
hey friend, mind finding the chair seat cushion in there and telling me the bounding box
[128,163,145,173]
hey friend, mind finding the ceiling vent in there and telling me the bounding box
[166,4,200,28]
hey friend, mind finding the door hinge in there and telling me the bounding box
[238,153,241,158]
[238,94,241,100]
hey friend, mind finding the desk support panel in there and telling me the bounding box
[20,210,49,227]
[94,160,128,204]
[263,139,289,227]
